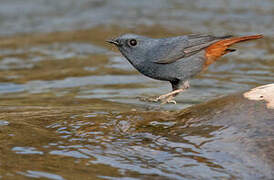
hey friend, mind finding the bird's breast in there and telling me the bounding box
[124,51,206,82]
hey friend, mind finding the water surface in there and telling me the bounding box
[0,0,273,179]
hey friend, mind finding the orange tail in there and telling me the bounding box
[204,34,263,68]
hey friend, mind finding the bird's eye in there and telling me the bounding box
[128,39,137,46]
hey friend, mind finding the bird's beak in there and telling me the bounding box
[106,39,120,46]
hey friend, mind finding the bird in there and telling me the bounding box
[107,33,263,104]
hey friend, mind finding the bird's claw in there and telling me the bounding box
[165,99,177,104]
[157,95,177,104]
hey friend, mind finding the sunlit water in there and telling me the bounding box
[0,0,273,179]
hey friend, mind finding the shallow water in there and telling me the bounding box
[0,0,273,179]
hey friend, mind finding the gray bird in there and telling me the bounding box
[107,33,262,104]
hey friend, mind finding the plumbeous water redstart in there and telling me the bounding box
[107,33,263,104]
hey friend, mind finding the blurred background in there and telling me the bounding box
[0,0,273,179]
[0,0,273,108]
[0,0,273,107]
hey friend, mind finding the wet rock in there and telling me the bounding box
[0,84,273,179]
[93,84,274,179]
[173,84,274,179]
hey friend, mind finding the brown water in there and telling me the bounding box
[0,0,273,179]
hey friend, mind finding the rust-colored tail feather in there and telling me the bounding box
[204,34,263,68]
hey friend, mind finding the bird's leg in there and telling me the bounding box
[155,81,190,104]
[155,89,185,103]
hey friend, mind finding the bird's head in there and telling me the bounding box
[107,34,156,64]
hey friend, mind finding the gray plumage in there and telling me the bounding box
[107,33,231,90]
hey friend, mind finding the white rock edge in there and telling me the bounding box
[244,84,274,109]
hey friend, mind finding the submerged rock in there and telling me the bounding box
[100,84,274,179]
[172,84,274,179]
[0,84,273,179]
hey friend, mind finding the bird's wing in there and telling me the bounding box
[153,34,232,64]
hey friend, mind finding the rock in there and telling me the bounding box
[122,84,274,179]
[173,84,274,179]
[244,84,274,109]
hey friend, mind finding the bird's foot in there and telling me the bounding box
[155,88,185,103]
[139,89,185,104]
[139,94,176,104]
[156,95,177,104]
[138,81,190,104]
